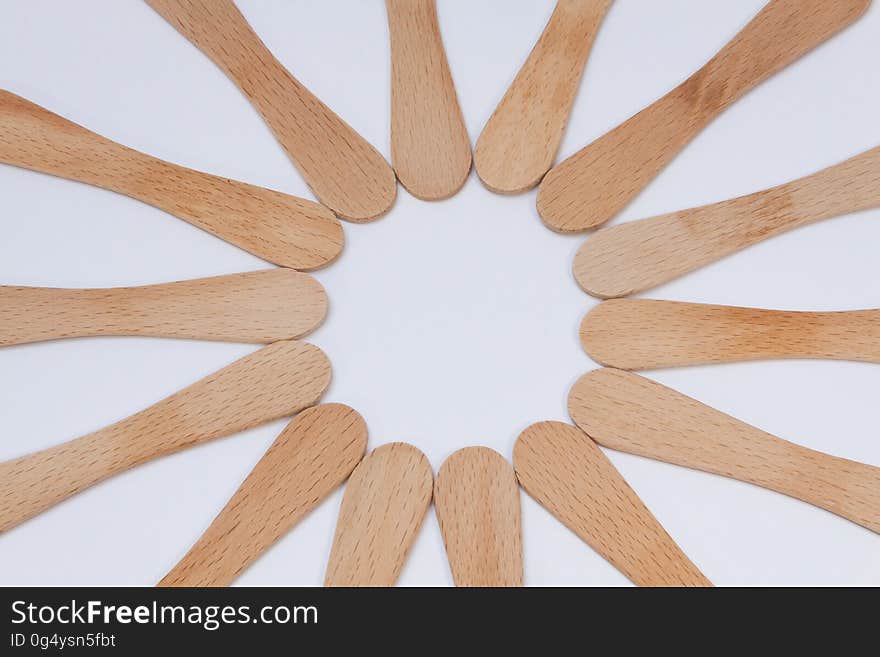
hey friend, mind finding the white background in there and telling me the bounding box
[1,1,878,586]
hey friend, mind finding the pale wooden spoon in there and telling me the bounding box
[569,369,880,533]
[582,299,880,370]
[0,90,342,270]
[386,0,471,200]
[574,145,880,298]
[146,0,396,222]
[434,447,523,587]
[475,0,612,194]
[537,0,871,232]
[324,442,433,586]
[0,269,327,347]
[514,421,711,586]
[160,404,367,587]
[0,340,330,532]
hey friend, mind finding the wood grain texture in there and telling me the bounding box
[474,0,612,194]
[569,368,880,533]
[574,145,880,297]
[0,340,331,532]
[581,299,880,369]
[0,269,327,346]
[537,0,871,232]
[160,404,367,587]
[434,447,523,587]
[324,442,433,587]
[0,90,342,269]
[147,0,396,222]
[514,421,711,586]
[386,0,471,200]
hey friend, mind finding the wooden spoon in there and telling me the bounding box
[160,404,367,587]
[324,442,433,586]
[146,0,396,222]
[514,421,711,586]
[582,299,880,370]
[569,368,880,533]
[474,0,612,194]
[574,145,880,297]
[537,0,871,232]
[0,90,342,270]
[386,0,471,200]
[0,340,330,532]
[434,447,523,587]
[0,269,327,347]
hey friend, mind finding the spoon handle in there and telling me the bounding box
[160,404,367,587]
[146,0,396,222]
[575,145,880,298]
[0,269,327,346]
[582,300,880,369]
[0,90,342,269]
[0,341,330,532]
[569,369,880,534]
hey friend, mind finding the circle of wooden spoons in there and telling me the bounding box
[569,369,880,534]
[324,442,433,587]
[434,447,523,587]
[146,0,397,222]
[0,90,343,270]
[575,145,880,298]
[582,299,880,370]
[160,404,367,587]
[537,0,871,232]
[514,421,711,586]
[0,340,331,533]
[386,0,471,200]
[474,0,612,194]
[0,269,327,347]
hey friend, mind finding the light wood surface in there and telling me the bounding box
[147,0,396,222]
[0,269,327,347]
[574,145,880,297]
[582,299,880,369]
[386,0,471,200]
[0,340,330,532]
[160,404,367,587]
[514,421,711,586]
[434,447,523,587]
[0,90,342,269]
[569,368,880,533]
[474,0,612,194]
[537,0,871,232]
[324,442,433,587]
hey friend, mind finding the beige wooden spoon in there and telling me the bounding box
[146,0,396,221]
[514,421,711,586]
[386,0,471,200]
[582,299,880,370]
[0,340,330,532]
[0,269,327,347]
[537,0,871,232]
[324,442,433,587]
[575,145,880,298]
[160,404,367,587]
[474,0,612,194]
[434,447,523,587]
[0,90,342,270]
[569,369,880,533]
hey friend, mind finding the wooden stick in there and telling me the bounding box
[0,340,331,532]
[514,421,711,586]
[160,404,367,587]
[569,368,880,533]
[324,443,433,586]
[537,0,871,232]
[434,447,523,586]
